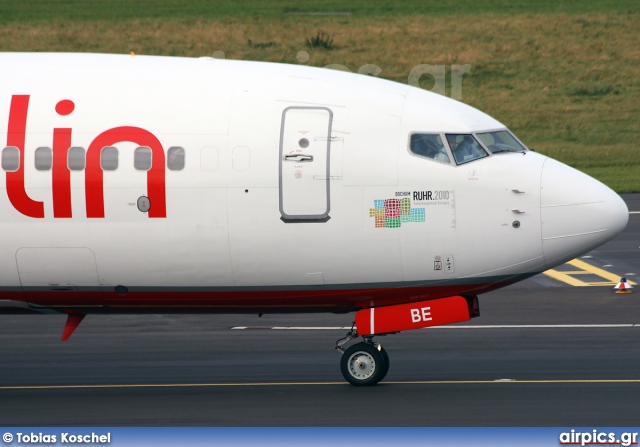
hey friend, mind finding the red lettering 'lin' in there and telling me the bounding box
[6,95,45,218]
[86,127,166,218]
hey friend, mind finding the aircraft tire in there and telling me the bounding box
[379,345,390,380]
[340,342,387,386]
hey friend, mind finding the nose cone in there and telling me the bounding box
[541,158,628,268]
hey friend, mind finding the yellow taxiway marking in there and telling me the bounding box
[1,379,640,390]
[543,258,637,287]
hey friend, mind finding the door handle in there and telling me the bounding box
[283,154,314,162]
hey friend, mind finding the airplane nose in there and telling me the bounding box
[540,158,629,269]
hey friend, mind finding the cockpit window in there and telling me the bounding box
[409,133,450,164]
[446,134,488,165]
[476,130,526,154]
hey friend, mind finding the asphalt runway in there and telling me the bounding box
[0,195,638,426]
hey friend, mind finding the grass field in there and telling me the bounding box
[1,1,639,191]
[1,0,638,22]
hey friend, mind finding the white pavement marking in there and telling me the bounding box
[428,324,638,329]
[231,324,639,330]
[231,326,351,330]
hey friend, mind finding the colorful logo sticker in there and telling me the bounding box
[369,198,425,228]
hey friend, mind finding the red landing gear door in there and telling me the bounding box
[356,296,471,336]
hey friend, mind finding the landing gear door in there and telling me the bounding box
[279,106,332,223]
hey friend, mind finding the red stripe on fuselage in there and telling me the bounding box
[10,281,512,314]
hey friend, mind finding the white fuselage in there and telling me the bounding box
[0,53,628,314]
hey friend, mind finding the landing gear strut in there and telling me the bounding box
[336,328,389,386]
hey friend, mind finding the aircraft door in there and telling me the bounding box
[279,107,332,222]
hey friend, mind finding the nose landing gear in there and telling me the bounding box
[335,296,476,386]
[340,341,389,386]
[336,328,390,386]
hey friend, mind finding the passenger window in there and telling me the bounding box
[2,146,20,171]
[446,134,488,165]
[134,146,152,171]
[35,147,52,171]
[167,146,185,171]
[409,134,450,163]
[100,146,118,171]
[68,147,86,170]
